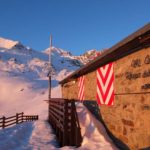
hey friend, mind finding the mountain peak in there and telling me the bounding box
[0,37,20,49]
[43,46,72,57]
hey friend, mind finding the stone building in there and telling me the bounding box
[59,23,150,150]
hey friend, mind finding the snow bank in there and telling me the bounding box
[76,103,118,150]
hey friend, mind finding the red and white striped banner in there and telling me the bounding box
[96,62,114,106]
[78,76,85,101]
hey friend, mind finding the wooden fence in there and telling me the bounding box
[0,112,38,129]
[48,98,82,147]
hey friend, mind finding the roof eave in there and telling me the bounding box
[59,23,150,85]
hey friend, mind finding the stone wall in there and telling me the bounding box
[103,47,150,149]
[62,68,97,100]
[61,47,150,150]
[62,79,78,100]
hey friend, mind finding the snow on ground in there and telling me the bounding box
[77,103,118,150]
[0,73,119,150]
[0,73,60,150]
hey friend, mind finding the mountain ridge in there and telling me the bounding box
[0,37,82,82]
[0,37,102,82]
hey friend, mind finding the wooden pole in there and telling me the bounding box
[48,35,52,100]
[2,116,5,129]
[16,113,18,124]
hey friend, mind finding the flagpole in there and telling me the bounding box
[48,35,52,100]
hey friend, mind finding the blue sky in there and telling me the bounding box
[0,0,149,55]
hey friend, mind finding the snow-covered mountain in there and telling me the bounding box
[74,49,99,64]
[0,37,103,83]
[0,37,19,49]
[0,37,84,83]
[0,37,31,51]
[43,46,83,76]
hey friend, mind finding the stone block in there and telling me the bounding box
[119,135,128,143]
[122,119,134,127]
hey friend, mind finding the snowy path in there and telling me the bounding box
[0,122,33,150]
[0,120,58,150]
[0,102,119,150]
[25,120,58,150]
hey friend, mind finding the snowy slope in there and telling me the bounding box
[43,47,82,76]
[0,37,118,150]
[0,38,83,83]
[0,37,19,49]
[0,37,101,81]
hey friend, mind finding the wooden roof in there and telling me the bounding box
[59,23,150,84]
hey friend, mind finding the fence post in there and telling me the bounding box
[73,102,82,147]
[21,112,24,123]
[70,100,75,145]
[2,116,5,129]
[63,100,68,146]
[16,113,18,124]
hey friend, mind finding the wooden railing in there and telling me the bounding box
[0,112,38,129]
[48,98,82,147]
